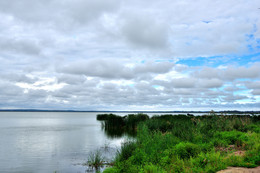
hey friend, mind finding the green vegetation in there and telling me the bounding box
[98,113,260,173]
[97,113,149,138]
[86,149,105,170]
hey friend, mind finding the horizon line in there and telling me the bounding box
[0,109,260,113]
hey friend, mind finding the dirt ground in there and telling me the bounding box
[217,166,260,173]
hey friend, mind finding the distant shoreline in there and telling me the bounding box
[0,109,259,114]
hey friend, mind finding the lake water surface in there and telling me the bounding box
[0,112,129,173]
[0,111,236,172]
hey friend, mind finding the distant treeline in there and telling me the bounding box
[1,109,260,114]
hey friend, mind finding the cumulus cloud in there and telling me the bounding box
[0,73,37,84]
[245,81,260,95]
[0,0,259,110]
[198,78,223,88]
[0,0,120,25]
[0,37,41,55]
[194,62,260,81]
[57,59,174,79]
[0,80,24,97]
[121,15,169,50]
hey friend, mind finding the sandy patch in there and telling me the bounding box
[217,166,260,173]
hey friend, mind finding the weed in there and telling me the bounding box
[87,149,105,170]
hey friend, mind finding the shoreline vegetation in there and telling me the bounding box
[95,113,260,173]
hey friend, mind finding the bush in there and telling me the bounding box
[174,142,201,159]
[190,150,227,172]
[214,130,249,147]
[141,164,167,173]
[244,139,260,166]
[116,141,137,162]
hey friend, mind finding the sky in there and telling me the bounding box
[0,0,260,111]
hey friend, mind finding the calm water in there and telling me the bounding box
[1,111,246,173]
[0,112,128,173]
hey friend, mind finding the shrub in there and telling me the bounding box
[141,164,167,173]
[116,141,137,162]
[174,142,201,159]
[214,130,249,147]
[190,150,227,172]
[244,139,260,166]
[169,156,186,173]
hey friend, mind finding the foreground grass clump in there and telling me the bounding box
[102,114,260,173]
[86,149,105,170]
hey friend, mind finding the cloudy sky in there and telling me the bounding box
[0,0,260,111]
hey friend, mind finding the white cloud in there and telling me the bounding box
[0,0,259,110]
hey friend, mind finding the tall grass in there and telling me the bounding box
[87,149,104,170]
[103,114,260,173]
[97,113,149,137]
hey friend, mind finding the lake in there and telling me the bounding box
[0,111,237,173]
[0,112,131,173]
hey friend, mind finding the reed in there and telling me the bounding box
[103,114,260,173]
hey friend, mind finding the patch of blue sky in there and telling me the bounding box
[176,52,260,67]
[232,52,260,65]
[176,56,214,67]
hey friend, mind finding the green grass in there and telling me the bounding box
[87,149,105,170]
[101,114,260,172]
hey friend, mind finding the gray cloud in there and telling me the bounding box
[245,81,260,89]
[57,74,87,85]
[0,37,41,55]
[198,78,223,88]
[194,63,260,81]
[0,0,120,25]
[171,78,196,88]
[251,89,260,95]
[0,73,37,84]
[57,59,134,79]
[153,77,223,89]
[0,81,24,97]
[222,94,248,102]
[121,15,169,50]
[0,0,259,110]
[244,81,260,95]
[57,59,174,79]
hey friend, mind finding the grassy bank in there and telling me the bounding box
[97,114,260,173]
